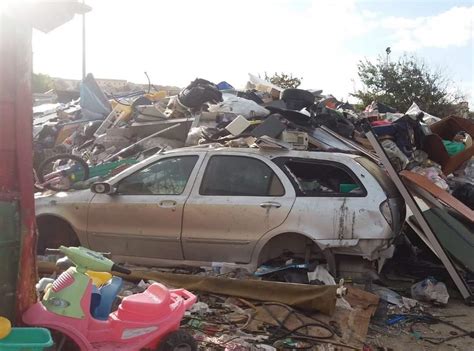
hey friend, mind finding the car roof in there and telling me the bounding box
[160,144,360,161]
[103,144,364,186]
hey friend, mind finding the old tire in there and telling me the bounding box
[157,330,197,351]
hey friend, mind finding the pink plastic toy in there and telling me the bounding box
[23,246,197,350]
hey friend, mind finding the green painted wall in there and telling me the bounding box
[0,201,20,319]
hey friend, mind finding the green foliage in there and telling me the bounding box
[32,73,53,93]
[264,72,302,89]
[352,55,464,117]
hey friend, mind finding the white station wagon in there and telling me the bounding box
[36,146,405,276]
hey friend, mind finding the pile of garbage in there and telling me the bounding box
[33,73,473,209]
[32,71,474,349]
[35,247,474,351]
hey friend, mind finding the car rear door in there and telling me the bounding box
[181,151,295,264]
[273,157,376,243]
[87,152,204,260]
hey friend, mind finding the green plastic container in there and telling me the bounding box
[442,139,465,156]
[339,183,360,193]
[0,328,53,351]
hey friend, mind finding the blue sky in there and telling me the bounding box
[31,0,474,111]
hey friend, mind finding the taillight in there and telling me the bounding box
[380,200,392,227]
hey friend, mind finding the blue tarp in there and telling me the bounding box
[80,73,112,120]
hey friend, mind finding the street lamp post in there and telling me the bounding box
[82,0,86,79]
[385,47,391,66]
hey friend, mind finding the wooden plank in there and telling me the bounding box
[400,170,474,222]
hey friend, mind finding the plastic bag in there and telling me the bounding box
[307,265,335,285]
[208,93,270,118]
[178,78,222,109]
[405,102,440,125]
[185,127,205,146]
[382,139,409,171]
[411,277,449,305]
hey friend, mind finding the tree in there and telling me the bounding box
[352,55,465,117]
[264,72,302,89]
[32,73,54,93]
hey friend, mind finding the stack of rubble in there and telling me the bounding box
[33,74,473,201]
[32,72,474,349]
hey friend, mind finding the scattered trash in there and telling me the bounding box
[370,284,404,308]
[307,265,336,285]
[208,93,269,118]
[189,302,211,317]
[411,277,449,305]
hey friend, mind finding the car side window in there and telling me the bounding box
[200,155,285,196]
[276,159,366,197]
[117,156,198,195]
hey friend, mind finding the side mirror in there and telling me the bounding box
[90,182,116,195]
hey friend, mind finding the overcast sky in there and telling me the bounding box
[32,0,474,108]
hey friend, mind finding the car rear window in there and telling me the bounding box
[273,157,366,197]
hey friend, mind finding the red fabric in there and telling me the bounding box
[371,120,392,126]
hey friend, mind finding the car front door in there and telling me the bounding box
[181,152,295,264]
[87,153,203,260]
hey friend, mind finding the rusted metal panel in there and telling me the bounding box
[13,16,37,322]
[0,14,37,321]
[400,170,473,222]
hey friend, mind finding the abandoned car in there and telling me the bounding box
[36,147,405,275]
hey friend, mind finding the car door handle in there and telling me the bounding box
[260,202,281,209]
[159,200,177,208]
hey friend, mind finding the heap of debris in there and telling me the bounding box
[32,72,474,350]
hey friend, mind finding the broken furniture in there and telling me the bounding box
[422,116,474,175]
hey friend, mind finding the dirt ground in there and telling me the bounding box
[366,298,474,351]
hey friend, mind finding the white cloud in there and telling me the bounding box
[31,0,473,104]
[383,6,474,51]
[32,0,377,100]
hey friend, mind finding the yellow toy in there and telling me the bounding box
[0,316,11,339]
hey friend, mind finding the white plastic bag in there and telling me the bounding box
[411,277,449,305]
[208,93,270,118]
[405,102,441,125]
[307,265,336,285]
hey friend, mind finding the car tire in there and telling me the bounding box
[157,330,197,351]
